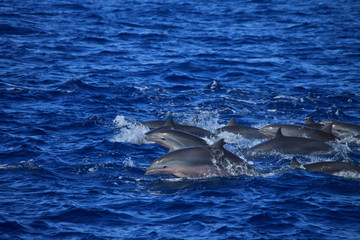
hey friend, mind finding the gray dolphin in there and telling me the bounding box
[321,120,360,139]
[216,118,271,139]
[150,117,213,138]
[291,157,360,177]
[140,120,169,130]
[261,123,336,142]
[244,128,335,157]
[145,128,208,151]
[145,139,257,178]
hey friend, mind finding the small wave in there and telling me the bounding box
[51,3,88,10]
[0,24,38,35]
[81,36,111,43]
[0,159,40,171]
[273,94,299,100]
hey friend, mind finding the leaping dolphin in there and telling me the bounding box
[145,128,208,151]
[291,157,360,177]
[149,117,213,138]
[243,128,335,157]
[140,120,170,130]
[216,117,271,139]
[145,139,257,178]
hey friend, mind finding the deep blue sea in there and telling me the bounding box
[1,0,360,239]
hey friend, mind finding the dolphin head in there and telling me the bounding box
[145,146,227,178]
[144,128,170,146]
[145,160,188,178]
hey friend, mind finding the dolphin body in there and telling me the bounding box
[291,157,360,177]
[140,120,169,130]
[145,128,208,151]
[260,123,336,142]
[145,139,257,178]
[321,120,360,139]
[216,118,271,139]
[149,117,213,138]
[244,128,335,157]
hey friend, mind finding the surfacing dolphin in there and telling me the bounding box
[140,120,170,130]
[321,119,360,139]
[261,123,337,142]
[145,139,257,178]
[145,128,208,151]
[216,117,271,139]
[243,128,335,157]
[150,117,213,138]
[291,157,360,177]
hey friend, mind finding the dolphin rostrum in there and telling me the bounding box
[216,117,271,139]
[244,128,335,157]
[145,128,208,151]
[291,157,360,177]
[145,139,257,178]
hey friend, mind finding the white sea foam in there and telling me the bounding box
[274,94,299,100]
[0,159,39,170]
[333,171,360,179]
[123,157,135,167]
[112,115,150,144]
[180,110,223,132]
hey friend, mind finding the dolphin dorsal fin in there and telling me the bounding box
[211,139,225,149]
[164,117,175,127]
[320,123,332,134]
[304,116,315,125]
[291,157,301,168]
[274,127,284,139]
[226,117,237,127]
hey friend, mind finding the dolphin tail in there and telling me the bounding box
[291,157,302,168]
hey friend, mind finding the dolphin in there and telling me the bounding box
[150,117,213,138]
[145,139,257,178]
[260,123,337,142]
[291,157,360,177]
[321,120,360,139]
[216,118,271,139]
[145,128,208,151]
[140,120,169,130]
[243,128,335,157]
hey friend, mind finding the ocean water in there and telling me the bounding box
[1,0,360,239]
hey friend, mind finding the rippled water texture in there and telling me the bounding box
[1,0,360,239]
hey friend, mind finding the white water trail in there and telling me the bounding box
[112,115,150,144]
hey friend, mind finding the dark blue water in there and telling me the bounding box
[1,0,360,239]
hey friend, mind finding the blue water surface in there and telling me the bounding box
[1,0,360,239]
